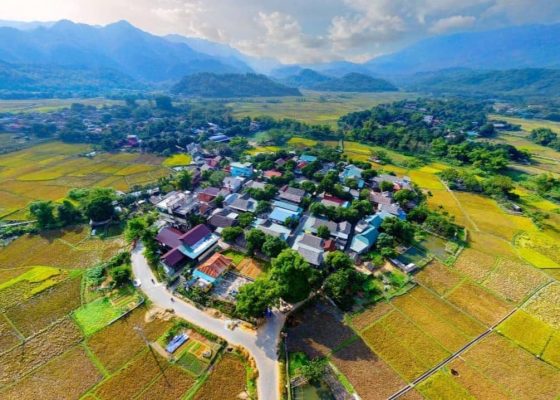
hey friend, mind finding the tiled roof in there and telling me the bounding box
[298,234,324,250]
[156,227,184,249]
[161,247,187,268]
[196,253,232,278]
[180,224,212,246]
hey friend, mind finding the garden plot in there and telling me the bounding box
[6,276,82,337]
[235,257,267,279]
[461,333,560,399]
[1,345,102,400]
[193,354,248,400]
[482,258,550,303]
[0,317,82,386]
[175,332,221,376]
[444,280,513,326]
[86,306,172,373]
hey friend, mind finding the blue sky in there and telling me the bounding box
[1,0,559,63]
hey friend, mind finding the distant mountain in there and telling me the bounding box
[0,61,142,98]
[281,71,397,92]
[0,20,250,82]
[272,61,375,79]
[172,72,301,98]
[367,24,560,74]
[402,68,560,98]
[280,69,332,88]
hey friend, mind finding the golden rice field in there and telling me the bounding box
[490,114,560,134]
[162,153,193,167]
[0,142,169,220]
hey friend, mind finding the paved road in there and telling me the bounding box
[131,243,285,400]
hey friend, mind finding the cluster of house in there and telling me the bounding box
[148,151,418,300]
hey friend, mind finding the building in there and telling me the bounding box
[177,224,219,261]
[349,214,389,257]
[372,174,412,191]
[227,194,258,213]
[303,216,351,248]
[223,176,245,193]
[292,233,325,266]
[299,154,317,163]
[263,170,282,179]
[207,209,238,232]
[193,253,233,284]
[320,194,349,208]
[160,248,188,277]
[278,186,306,204]
[230,162,254,178]
[198,187,221,203]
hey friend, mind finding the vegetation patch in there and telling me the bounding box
[514,231,560,268]
[0,315,20,354]
[542,332,560,368]
[1,345,102,400]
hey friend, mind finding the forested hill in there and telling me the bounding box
[310,73,397,92]
[403,68,560,98]
[172,73,302,98]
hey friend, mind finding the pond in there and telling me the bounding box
[419,234,451,261]
[293,381,334,400]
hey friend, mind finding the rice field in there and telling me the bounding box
[0,142,169,219]
[498,310,554,355]
[523,282,560,329]
[192,354,249,400]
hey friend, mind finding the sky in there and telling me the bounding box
[1,0,559,64]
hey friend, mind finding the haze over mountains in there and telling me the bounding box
[0,19,558,98]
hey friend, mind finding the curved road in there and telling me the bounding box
[131,244,285,400]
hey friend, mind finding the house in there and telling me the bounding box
[155,226,185,250]
[227,194,258,213]
[263,170,282,179]
[198,187,221,203]
[292,233,325,266]
[209,134,230,143]
[379,203,407,220]
[278,186,306,204]
[223,176,245,193]
[155,191,200,227]
[255,220,292,240]
[349,214,389,257]
[230,162,254,178]
[269,207,301,225]
[320,194,349,208]
[245,180,266,191]
[177,224,219,261]
[339,165,364,188]
[193,253,233,284]
[370,192,394,207]
[303,216,351,248]
[299,154,317,163]
[160,248,188,277]
[207,209,238,232]
[205,156,222,169]
[372,174,412,191]
[272,200,303,214]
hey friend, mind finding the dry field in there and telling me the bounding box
[330,338,406,400]
[235,257,266,279]
[0,316,20,354]
[193,354,248,400]
[86,306,172,373]
[0,345,102,400]
[453,248,497,281]
[414,260,463,296]
[523,282,560,329]
[5,276,82,337]
[0,142,168,219]
[349,301,394,332]
[137,365,196,400]
[0,317,82,386]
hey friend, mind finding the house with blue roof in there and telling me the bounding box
[269,207,301,225]
[349,213,392,257]
[300,154,318,163]
[272,200,303,213]
[230,162,254,178]
[339,165,365,188]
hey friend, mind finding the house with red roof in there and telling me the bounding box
[193,253,233,284]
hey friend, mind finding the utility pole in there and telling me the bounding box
[134,325,171,387]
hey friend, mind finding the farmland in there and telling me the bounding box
[0,98,121,113]
[0,141,169,220]
[228,91,413,127]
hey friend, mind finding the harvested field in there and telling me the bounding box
[417,368,475,399]
[87,306,172,373]
[483,258,550,303]
[6,276,82,337]
[235,257,266,279]
[415,260,463,296]
[0,315,20,354]
[286,299,355,359]
[445,281,513,326]
[330,339,406,400]
[523,282,560,329]
[453,249,496,282]
[392,293,474,353]
[137,365,195,400]
[349,301,394,332]
[193,354,247,400]
[1,345,102,400]
[409,286,486,338]
[95,350,168,400]
[462,333,560,399]
[0,317,82,385]
[498,310,553,355]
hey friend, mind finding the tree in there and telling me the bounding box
[30,201,56,229]
[56,200,82,226]
[324,268,366,310]
[300,359,327,383]
[238,212,255,229]
[316,225,330,240]
[214,195,224,207]
[125,216,147,242]
[235,278,279,318]
[208,171,226,187]
[393,189,417,207]
[381,217,415,245]
[221,226,243,243]
[110,265,131,287]
[155,95,173,111]
[84,189,115,222]
[256,200,271,215]
[269,249,319,303]
[176,170,193,190]
[262,235,287,258]
[324,251,352,270]
[245,229,266,254]
[380,181,394,192]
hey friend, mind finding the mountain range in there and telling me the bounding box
[280,69,397,92]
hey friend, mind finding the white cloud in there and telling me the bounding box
[430,15,476,33]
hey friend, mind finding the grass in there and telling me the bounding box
[288,352,309,377]
[246,145,281,155]
[221,250,246,265]
[162,153,193,167]
[228,91,414,127]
